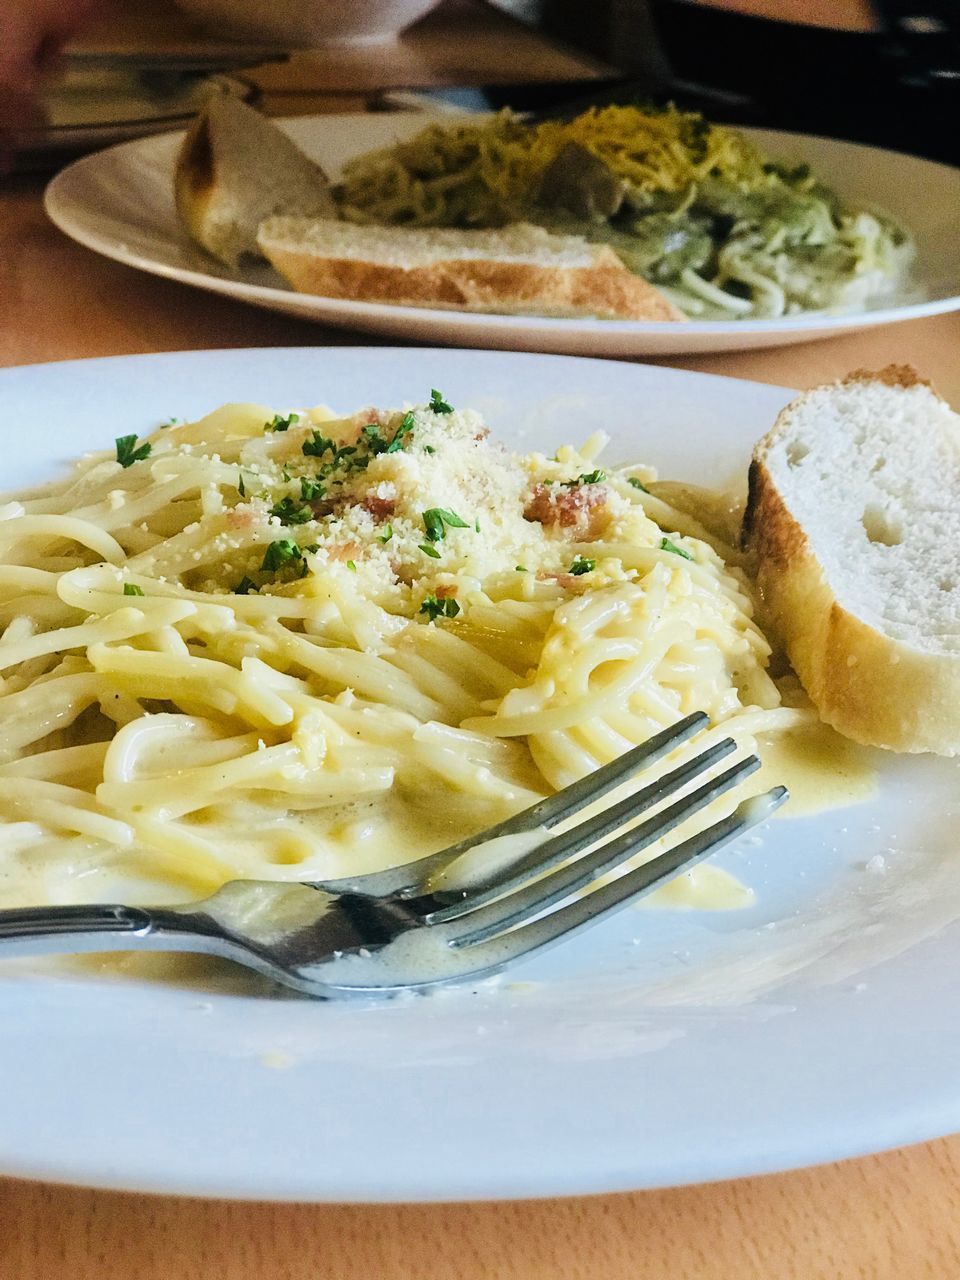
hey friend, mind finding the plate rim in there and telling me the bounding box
[42,115,960,340]
[2,345,959,1203]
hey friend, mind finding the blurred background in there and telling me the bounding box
[10,0,959,169]
[487,0,959,163]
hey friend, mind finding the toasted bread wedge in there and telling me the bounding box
[744,366,960,755]
[175,95,335,268]
[256,217,685,321]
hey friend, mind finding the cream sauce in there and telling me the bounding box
[0,716,883,984]
[426,827,551,895]
[753,720,878,817]
[642,722,878,912]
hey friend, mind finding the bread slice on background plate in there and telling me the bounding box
[175,94,336,268]
[256,217,685,321]
[744,366,960,756]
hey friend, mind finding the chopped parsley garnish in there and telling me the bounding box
[385,411,415,454]
[346,560,357,572]
[515,565,528,573]
[162,417,179,428]
[237,472,246,497]
[627,477,650,494]
[660,537,693,561]
[564,470,606,486]
[422,509,445,542]
[420,594,461,620]
[302,432,335,458]
[419,543,442,559]
[422,507,470,542]
[300,476,325,501]
[261,539,304,573]
[269,497,312,525]
[265,412,299,432]
[362,424,386,453]
[345,451,369,473]
[423,445,436,454]
[115,434,151,468]
[378,524,394,544]
[123,583,144,597]
[234,576,258,595]
[429,389,454,414]
[302,433,369,480]
[569,556,596,576]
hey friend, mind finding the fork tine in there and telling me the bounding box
[435,754,762,946]
[395,712,709,898]
[455,788,788,971]
[499,711,711,833]
[424,735,739,920]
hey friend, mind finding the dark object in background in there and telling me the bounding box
[651,0,959,165]
[487,0,959,166]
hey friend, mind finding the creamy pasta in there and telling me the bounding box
[0,393,807,911]
[335,108,912,321]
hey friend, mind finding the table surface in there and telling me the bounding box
[3,27,960,1271]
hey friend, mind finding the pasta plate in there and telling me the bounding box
[44,114,960,356]
[1,347,959,1201]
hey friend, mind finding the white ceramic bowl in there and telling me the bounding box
[172,0,444,46]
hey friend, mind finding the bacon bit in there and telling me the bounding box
[361,493,396,520]
[523,483,609,537]
[226,508,256,530]
[348,408,391,435]
[472,425,490,441]
[307,491,395,522]
[435,584,458,599]
[327,541,361,563]
[391,558,415,585]
[537,571,581,589]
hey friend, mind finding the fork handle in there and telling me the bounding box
[0,903,158,959]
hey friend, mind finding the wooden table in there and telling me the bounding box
[3,76,960,1278]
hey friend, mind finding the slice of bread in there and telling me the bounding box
[256,218,685,321]
[175,95,335,268]
[744,366,960,755]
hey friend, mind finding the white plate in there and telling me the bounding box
[2,346,959,1202]
[44,114,960,356]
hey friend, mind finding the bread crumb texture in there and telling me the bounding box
[755,368,960,656]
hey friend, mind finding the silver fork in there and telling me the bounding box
[0,714,786,997]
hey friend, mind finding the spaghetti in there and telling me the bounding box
[0,393,805,911]
[335,107,911,321]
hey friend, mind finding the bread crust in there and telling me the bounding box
[745,369,960,755]
[174,110,214,252]
[257,239,685,322]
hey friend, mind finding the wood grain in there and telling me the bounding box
[675,0,879,32]
[2,122,960,1278]
[654,312,960,404]
[3,1137,960,1279]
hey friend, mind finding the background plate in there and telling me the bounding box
[44,115,960,356]
[1,347,959,1201]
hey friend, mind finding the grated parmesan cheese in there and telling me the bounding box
[139,396,697,633]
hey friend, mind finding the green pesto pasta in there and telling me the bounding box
[335,106,912,321]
